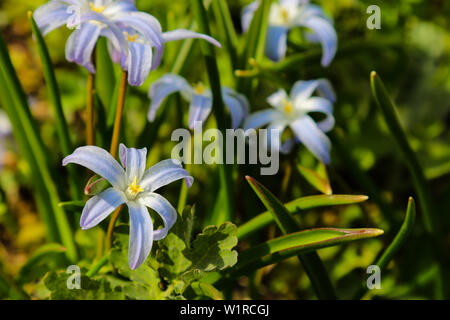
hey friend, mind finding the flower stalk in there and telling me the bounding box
[110,71,128,157]
[86,72,96,145]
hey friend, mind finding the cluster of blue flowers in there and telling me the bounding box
[34,0,338,269]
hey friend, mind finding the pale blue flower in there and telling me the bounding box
[241,0,337,66]
[244,79,336,163]
[148,74,249,129]
[34,0,221,86]
[63,144,193,269]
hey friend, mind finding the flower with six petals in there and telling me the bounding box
[244,79,336,163]
[63,143,193,269]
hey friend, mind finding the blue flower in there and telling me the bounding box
[244,79,336,163]
[241,0,337,66]
[34,0,221,86]
[148,74,249,129]
[63,144,193,269]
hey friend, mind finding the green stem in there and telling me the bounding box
[86,72,95,146]
[86,254,109,278]
[190,0,234,223]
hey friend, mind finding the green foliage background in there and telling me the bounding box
[0,0,449,299]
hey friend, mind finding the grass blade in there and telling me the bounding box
[297,164,332,195]
[370,71,448,298]
[191,0,234,224]
[29,13,82,201]
[238,0,270,94]
[237,194,369,240]
[246,176,337,299]
[230,227,383,278]
[354,197,415,299]
[211,0,239,70]
[16,243,66,285]
[0,33,78,262]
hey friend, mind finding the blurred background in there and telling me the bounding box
[0,0,449,299]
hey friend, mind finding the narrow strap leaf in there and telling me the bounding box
[354,197,415,300]
[245,176,337,299]
[237,194,369,240]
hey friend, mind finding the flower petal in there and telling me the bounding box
[118,144,147,181]
[265,26,289,61]
[188,94,213,129]
[243,109,281,130]
[65,22,103,73]
[266,121,287,153]
[290,115,331,163]
[80,188,126,230]
[111,11,163,50]
[62,146,126,189]
[162,29,221,48]
[291,79,336,103]
[140,159,193,192]
[34,1,71,35]
[300,16,337,67]
[126,41,153,86]
[222,87,249,129]
[127,202,153,270]
[267,89,289,109]
[148,74,192,122]
[139,193,177,241]
[301,97,335,132]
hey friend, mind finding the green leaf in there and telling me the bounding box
[232,227,384,277]
[190,282,224,300]
[43,271,125,300]
[109,225,167,299]
[186,222,238,272]
[245,175,336,300]
[211,0,238,70]
[371,71,436,233]
[238,192,369,240]
[354,197,416,299]
[371,71,448,299]
[190,0,234,224]
[95,37,116,111]
[16,243,66,285]
[238,0,270,94]
[297,163,332,195]
[58,201,85,212]
[0,33,77,262]
[29,13,82,201]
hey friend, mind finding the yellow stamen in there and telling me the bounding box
[128,177,144,195]
[90,2,105,13]
[282,99,293,114]
[124,31,139,42]
[280,8,289,23]
[194,82,206,95]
